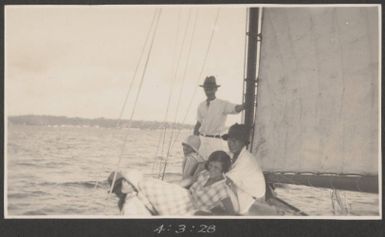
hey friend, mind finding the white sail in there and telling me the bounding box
[253,7,379,175]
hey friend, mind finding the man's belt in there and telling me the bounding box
[199,133,222,139]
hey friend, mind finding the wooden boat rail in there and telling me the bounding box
[264,172,379,194]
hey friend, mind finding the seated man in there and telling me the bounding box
[222,123,266,214]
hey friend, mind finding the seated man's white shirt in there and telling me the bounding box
[226,147,265,214]
[197,98,237,159]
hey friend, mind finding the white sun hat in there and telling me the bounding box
[181,135,201,153]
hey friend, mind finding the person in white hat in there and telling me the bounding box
[193,76,244,160]
[181,135,205,179]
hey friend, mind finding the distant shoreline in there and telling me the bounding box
[7,115,194,130]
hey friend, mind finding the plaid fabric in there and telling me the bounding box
[138,170,231,215]
[189,170,230,212]
[138,178,196,215]
[136,192,158,215]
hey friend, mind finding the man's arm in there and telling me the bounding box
[193,121,201,135]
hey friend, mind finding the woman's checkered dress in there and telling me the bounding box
[138,170,231,215]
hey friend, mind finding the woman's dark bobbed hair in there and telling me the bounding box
[204,150,232,173]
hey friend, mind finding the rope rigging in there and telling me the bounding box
[152,8,192,179]
[161,9,198,180]
[108,8,162,196]
[147,8,222,180]
[165,8,222,159]
[330,189,350,215]
[106,8,280,210]
[116,12,162,128]
[154,8,222,180]
[94,9,161,189]
[159,9,184,157]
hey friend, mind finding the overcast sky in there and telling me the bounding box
[5,5,248,125]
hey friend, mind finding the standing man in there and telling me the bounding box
[222,123,266,214]
[193,76,244,159]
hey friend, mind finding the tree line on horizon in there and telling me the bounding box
[8,115,194,130]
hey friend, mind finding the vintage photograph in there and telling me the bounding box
[4,4,381,218]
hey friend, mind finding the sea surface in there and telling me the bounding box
[6,124,380,217]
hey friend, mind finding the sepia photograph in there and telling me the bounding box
[4,4,381,220]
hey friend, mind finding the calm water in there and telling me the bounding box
[6,124,379,217]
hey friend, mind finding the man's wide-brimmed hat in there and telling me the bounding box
[199,76,221,88]
[222,123,250,144]
[182,135,201,153]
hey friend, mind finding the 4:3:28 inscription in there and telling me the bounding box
[153,224,216,234]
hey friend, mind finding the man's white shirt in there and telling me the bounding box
[197,98,238,135]
[196,98,238,159]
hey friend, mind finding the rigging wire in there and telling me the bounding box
[159,8,220,179]
[330,189,350,215]
[171,9,199,129]
[151,8,184,179]
[94,9,160,189]
[168,8,221,153]
[162,9,184,152]
[115,10,161,128]
[108,9,162,196]
[160,9,184,157]
[171,9,195,132]
[163,9,193,154]
[160,9,195,180]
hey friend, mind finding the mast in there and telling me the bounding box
[244,8,260,150]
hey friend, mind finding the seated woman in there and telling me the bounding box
[181,135,205,179]
[108,151,238,216]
